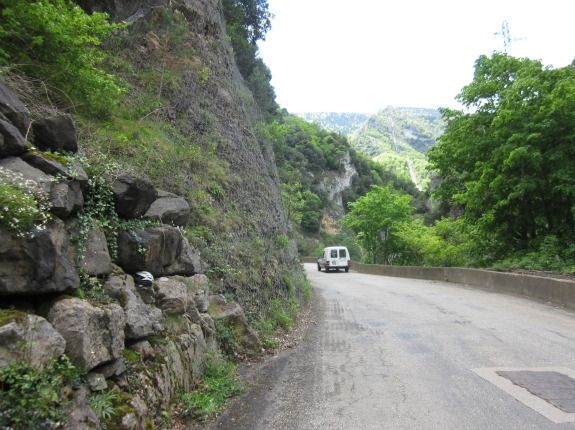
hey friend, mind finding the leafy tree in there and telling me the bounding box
[0,0,124,116]
[343,185,413,264]
[300,191,322,232]
[281,182,304,224]
[428,53,575,258]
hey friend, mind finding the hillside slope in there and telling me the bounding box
[351,107,444,189]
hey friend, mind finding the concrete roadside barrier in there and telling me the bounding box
[302,257,575,311]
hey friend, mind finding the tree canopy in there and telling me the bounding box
[428,53,575,257]
[343,185,414,264]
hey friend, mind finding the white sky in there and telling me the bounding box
[258,0,575,113]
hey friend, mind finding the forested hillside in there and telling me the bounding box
[350,107,444,190]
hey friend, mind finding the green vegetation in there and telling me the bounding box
[222,0,277,117]
[90,390,119,424]
[0,167,51,234]
[428,53,575,272]
[258,114,420,235]
[350,107,444,191]
[180,353,241,421]
[343,185,413,264]
[342,54,575,274]
[0,0,125,116]
[0,356,82,430]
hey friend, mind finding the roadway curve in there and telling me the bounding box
[211,263,575,429]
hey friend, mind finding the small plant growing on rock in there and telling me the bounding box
[0,167,51,234]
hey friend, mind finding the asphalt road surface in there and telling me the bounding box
[211,264,575,430]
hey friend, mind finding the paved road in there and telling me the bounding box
[212,264,575,430]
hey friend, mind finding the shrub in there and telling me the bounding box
[0,0,125,116]
[0,356,82,430]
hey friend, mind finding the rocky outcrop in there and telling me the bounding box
[0,115,28,157]
[112,173,157,219]
[117,225,202,276]
[0,313,66,369]
[32,114,78,153]
[145,189,191,226]
[104,274,163,340]
[0,80,30,136]
[48,298,126,371]
[208,295,262,356]
[0,219,79,295]
[79,229,113,276]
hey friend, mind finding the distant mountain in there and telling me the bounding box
[298,107,444,190]
[349,107,444,190]
[296,112,370,137]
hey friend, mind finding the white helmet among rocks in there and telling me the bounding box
[134,271,154,287]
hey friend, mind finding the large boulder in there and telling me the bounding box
[0,81,30,136]
[208,295,262,356]
[47,298,125,371]
[50,180,84,218]
[0,219,80,295]
[171,274,210,313]
[104,274,163,340]
[0,312,66,369]
[0,115,28,157]
[78,229,113,276]
[32,114,78,153]
[0,156,52,193]
[144,190,190,226]
[117,225,202,276]
[155,277,188,315]
[111,174,157,219]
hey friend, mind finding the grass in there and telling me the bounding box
[180,352,241,421]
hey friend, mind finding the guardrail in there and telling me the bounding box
[301,257,575,311]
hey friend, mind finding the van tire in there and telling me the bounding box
[345,267,349,273]
[317,264,322,272]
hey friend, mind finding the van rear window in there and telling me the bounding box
[339,249,347,258]
[330,250,338,258]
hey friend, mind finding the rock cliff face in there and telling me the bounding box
[0,0,287,426]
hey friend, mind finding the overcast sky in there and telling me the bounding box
[258,0,575,114]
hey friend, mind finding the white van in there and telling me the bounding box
[317,246,351,272]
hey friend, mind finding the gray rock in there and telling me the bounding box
[47,298,125,371]
[62,386,100,430]
[87,372,107,391]
[50,180,83,218]
[112,173,157,219]
[0,116,28,157]
[0,313,66,369]
[155,277,187,315]
[21,150,69,177]
[0,219,80,295]
[0,80,30,136]
[21,151,88,187]
[0,156,52,193]
[171,274,210,312]
[79,229,113,276]
[105,274,163,340]
[94,357,127,378]
[117,225,202,276]
[130,340,155,360]
[144,190,190,226]
[208,295,262,356]
[199,313,217,350]
[32,114,78,153]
